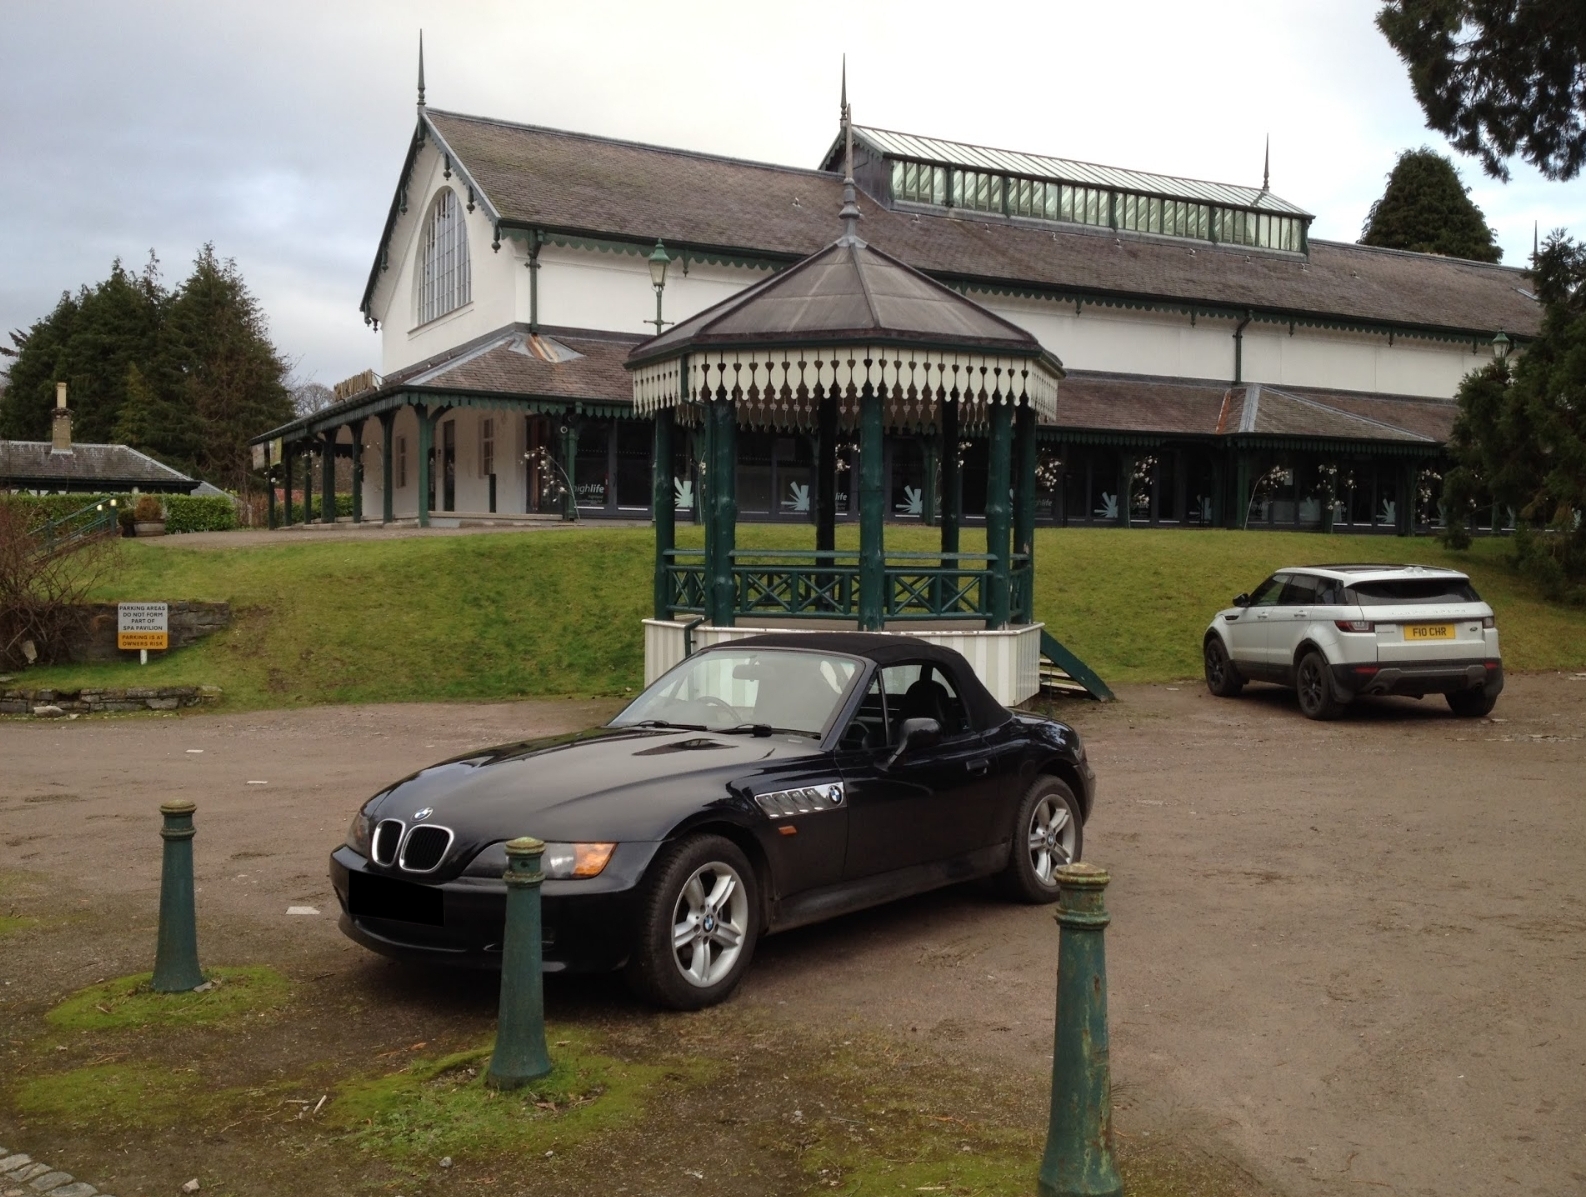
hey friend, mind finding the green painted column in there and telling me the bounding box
[301,443,315,524]
[922,434,939,528]
[379,412,395,524]
[1398,461,1416,537]
[939,397,960,557]
[815,396,837,556]
[267,467,278,529]
[652,408,675,621]
[985,401,1013,630]
[151,801,205,993]
[349,419,366,524]
[486,837,553,1088]
[1013,403,1038,624]
[1116,454,1132,529]
[561,419,578,522]
[1037,863,1123,1197]
[1234,452,1252,530]
[416,408,434,528]
[283,447,294,525]
[321,432,337,523]
[858,384,885,631]
[710,397,738,627]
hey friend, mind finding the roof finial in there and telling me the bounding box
[417,30,426,108]
[1261,134,1269,192]
[838,55,863,244]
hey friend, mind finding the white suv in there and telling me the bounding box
[1202,565,1503,720]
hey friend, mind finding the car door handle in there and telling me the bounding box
[1292,609,1308,617]
[966,757,990,775]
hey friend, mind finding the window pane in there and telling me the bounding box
[574,422,610,508]
[615,420,652,508]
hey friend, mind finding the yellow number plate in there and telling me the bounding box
[1405,623,1455,641]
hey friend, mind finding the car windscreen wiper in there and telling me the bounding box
[719,723,821,739]
[626,718,709,731]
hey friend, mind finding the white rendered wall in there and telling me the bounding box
[531,244,771,336]
[372,143,521,376]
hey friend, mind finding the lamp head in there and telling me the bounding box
[648,239,671,291]
[1491,330,1511,361]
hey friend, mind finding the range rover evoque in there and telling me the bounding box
[1202,564,1503,720]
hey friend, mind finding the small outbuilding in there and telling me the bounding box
[0,387,198,495]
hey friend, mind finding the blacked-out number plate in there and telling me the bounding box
[349,871,444,926]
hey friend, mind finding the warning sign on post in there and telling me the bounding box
[118,602,169,651]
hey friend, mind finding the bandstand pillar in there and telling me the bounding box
[378,411,395,524]
[321,430,337,523]
[986,401,1013,629]
[302,442,316,525]
[858,384,885,630]
[417,407,434,527]
[939,396,961,557]
[652,408,674,621]
[707,396,737,627]
[1014,402,1038,623]
[282,446,295,525]
[815,396,837,559]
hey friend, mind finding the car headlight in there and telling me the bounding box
[346,809,374,856]
[463,841,616,879]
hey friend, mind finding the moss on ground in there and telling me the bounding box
[44,965,291,1032]
[326,1027,713,1168]
[0,914,39,937]
[12,1060,203,1130]
[13,526,1585,708]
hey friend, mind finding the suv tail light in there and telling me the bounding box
[1482,616,1495,629]
[1335,619,1375,633]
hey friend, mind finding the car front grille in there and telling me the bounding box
[371,819,403,866]
[400,825,453,873]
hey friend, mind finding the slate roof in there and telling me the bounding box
[1049,373,1452,444]
[0,441,200,490]
[414,110,1540,339]
[630,235,1059,366]
[390,326,640,399]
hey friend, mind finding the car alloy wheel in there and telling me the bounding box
[1296,650,1343,720]
[999,776,1083,904]
[626,834,759,1010]
[1204,636,1243,697]
[671,860,750,988]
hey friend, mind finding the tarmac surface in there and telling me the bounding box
[1,675,1582,1195]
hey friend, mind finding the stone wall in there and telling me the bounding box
[0,684,222,716]
[67,601,232,663]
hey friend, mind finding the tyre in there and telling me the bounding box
[1295,650,1345,721]
[1447,688,1497,718]
[1204,635,1243,697]
[999,776,1083,904]
[624,834,758,1010]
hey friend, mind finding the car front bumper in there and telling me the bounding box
[328,843,657,972]
[1331,658,1504,699]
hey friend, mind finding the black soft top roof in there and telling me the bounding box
[709,632,1012,731]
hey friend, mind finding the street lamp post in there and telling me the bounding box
[648,239,672,335]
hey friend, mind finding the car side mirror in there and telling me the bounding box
[884,717,941,769]
[1232,593,1251,607]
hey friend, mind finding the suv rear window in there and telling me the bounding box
[1346,579,1482,605]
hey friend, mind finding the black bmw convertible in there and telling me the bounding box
[331,633,1096,1009]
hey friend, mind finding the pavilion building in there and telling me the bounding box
[251,66,1538,538]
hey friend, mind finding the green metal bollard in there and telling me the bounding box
[1037,862,1122,1197]
[486,836,553,1088]
[151,800,205,993]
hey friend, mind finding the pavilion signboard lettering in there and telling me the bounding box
[118,602,169,651]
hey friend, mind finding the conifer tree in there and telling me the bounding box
[1360,148,1502,261]
[112,361,201,472]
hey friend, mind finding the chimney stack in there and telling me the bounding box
[52,382,72,454]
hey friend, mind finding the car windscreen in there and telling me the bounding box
[610,649,864,736]
[1346,578,1482,606]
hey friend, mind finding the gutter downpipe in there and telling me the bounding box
[528,228,542,334]
[1233,312,1252,384]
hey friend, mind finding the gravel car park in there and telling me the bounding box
[1202,564,1504,719]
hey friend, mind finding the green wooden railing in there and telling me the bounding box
[662,548,1033,624]
[29,498,121,554]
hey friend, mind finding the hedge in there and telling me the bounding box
[165,495,237,533]
[3,492,238,534]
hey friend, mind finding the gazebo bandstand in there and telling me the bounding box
[626,120,1077,705]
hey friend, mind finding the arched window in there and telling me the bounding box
[415,188,471,325]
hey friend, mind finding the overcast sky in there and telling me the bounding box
[3,1,1579,388]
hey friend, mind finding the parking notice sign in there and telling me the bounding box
[118,602,169,651]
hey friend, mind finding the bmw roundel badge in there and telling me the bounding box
[413,808,433,821]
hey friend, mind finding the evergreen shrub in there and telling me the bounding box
[164,495,237,533]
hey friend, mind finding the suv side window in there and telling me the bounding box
[1249,574,1287,607]
[1314,576,1345,605]
[1279,574,1321,605]
[880,662,970,739]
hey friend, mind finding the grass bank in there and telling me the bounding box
[15,525,1585,709]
